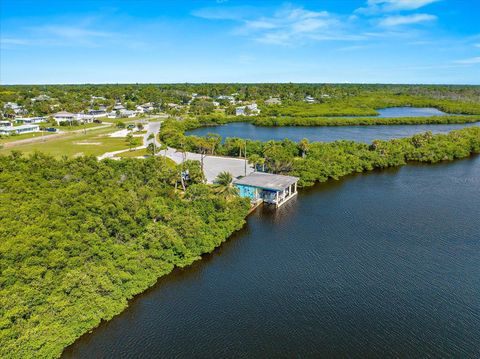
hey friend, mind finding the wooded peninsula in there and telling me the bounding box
[1,83,480,358]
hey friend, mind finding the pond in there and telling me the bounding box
[63,156,480,358]
[376,107,447,117]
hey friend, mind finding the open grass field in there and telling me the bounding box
[0,131,55,144]
[0,127,131,158]
[54,122,109,132]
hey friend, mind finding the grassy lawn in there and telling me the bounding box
[54,122,109,132]
[115,148,149,158]
[0,131,55,144]
[0,127,132,158]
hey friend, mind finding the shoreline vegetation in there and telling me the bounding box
[160,119,480,186]
[1,126,479,358]
[0,155,250,359]
[2,82,480,358]
[180,113,480,129]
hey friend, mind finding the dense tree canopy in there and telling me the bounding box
[0,154,249,359]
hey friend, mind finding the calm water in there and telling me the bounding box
[187,106,478,143]
[64,156,480,358]
[376,107,447,117]
[187,121,479,143]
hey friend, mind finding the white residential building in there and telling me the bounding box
[53,111,95,124]
[235,103,260,116]
[4,102,28,115]
[32,94,50,102]
[87,109,107,117]
[107,109,137,118]
[53,111,76,123]
[305,96,315,103]
[0,124,40,136]
[15,117,47,124]
[0,120,13,127]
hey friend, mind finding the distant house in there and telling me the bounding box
[0,124,40,136]
[121,110,136,118]
[304,96,315,103]
[107,109,136,118]
[265,97,282,105]
[53,111,76,123]
[113,103,126,111]
[217,95,236,104]
[87,109,107,117]
[32,94,50,102]
[136,103,155,113]
[91,96,107,101]
[15,117,47,124]
[0,120,13,127]
[167,103,182,110]
[235,103,260,116]
[75,114,96,123]
[4,102,28,115]
[53,111,95,124]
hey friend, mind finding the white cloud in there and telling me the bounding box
[219,5,361,45]
[379,13,437,26]
[357,0,440,14]
[454,57,480,65]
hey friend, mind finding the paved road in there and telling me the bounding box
[98,120,254,183]
[163,148,254,183]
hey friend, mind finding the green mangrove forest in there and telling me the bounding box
[0,155,250,359]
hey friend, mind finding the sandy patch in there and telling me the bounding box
[74,142,102,145]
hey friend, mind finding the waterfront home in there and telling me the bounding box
[305,96,315,103]
[0,120,13,127]
[235,103,260,116]
[0,124,40,136]
[15,116,47,124]
[234,172,299,208]
[265,97,282,105]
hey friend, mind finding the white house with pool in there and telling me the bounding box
[234,172,299,208]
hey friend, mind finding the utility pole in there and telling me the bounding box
[244,140,247,176]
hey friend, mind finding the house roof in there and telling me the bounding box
[53,111,74,117]
[265,97,281,104]
[234,172,299,191]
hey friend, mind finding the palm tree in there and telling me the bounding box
[298,138,310,158]
[214,171,238,198]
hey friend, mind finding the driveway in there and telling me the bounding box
[163,147,254,183]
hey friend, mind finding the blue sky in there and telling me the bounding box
[1,0,479,84]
